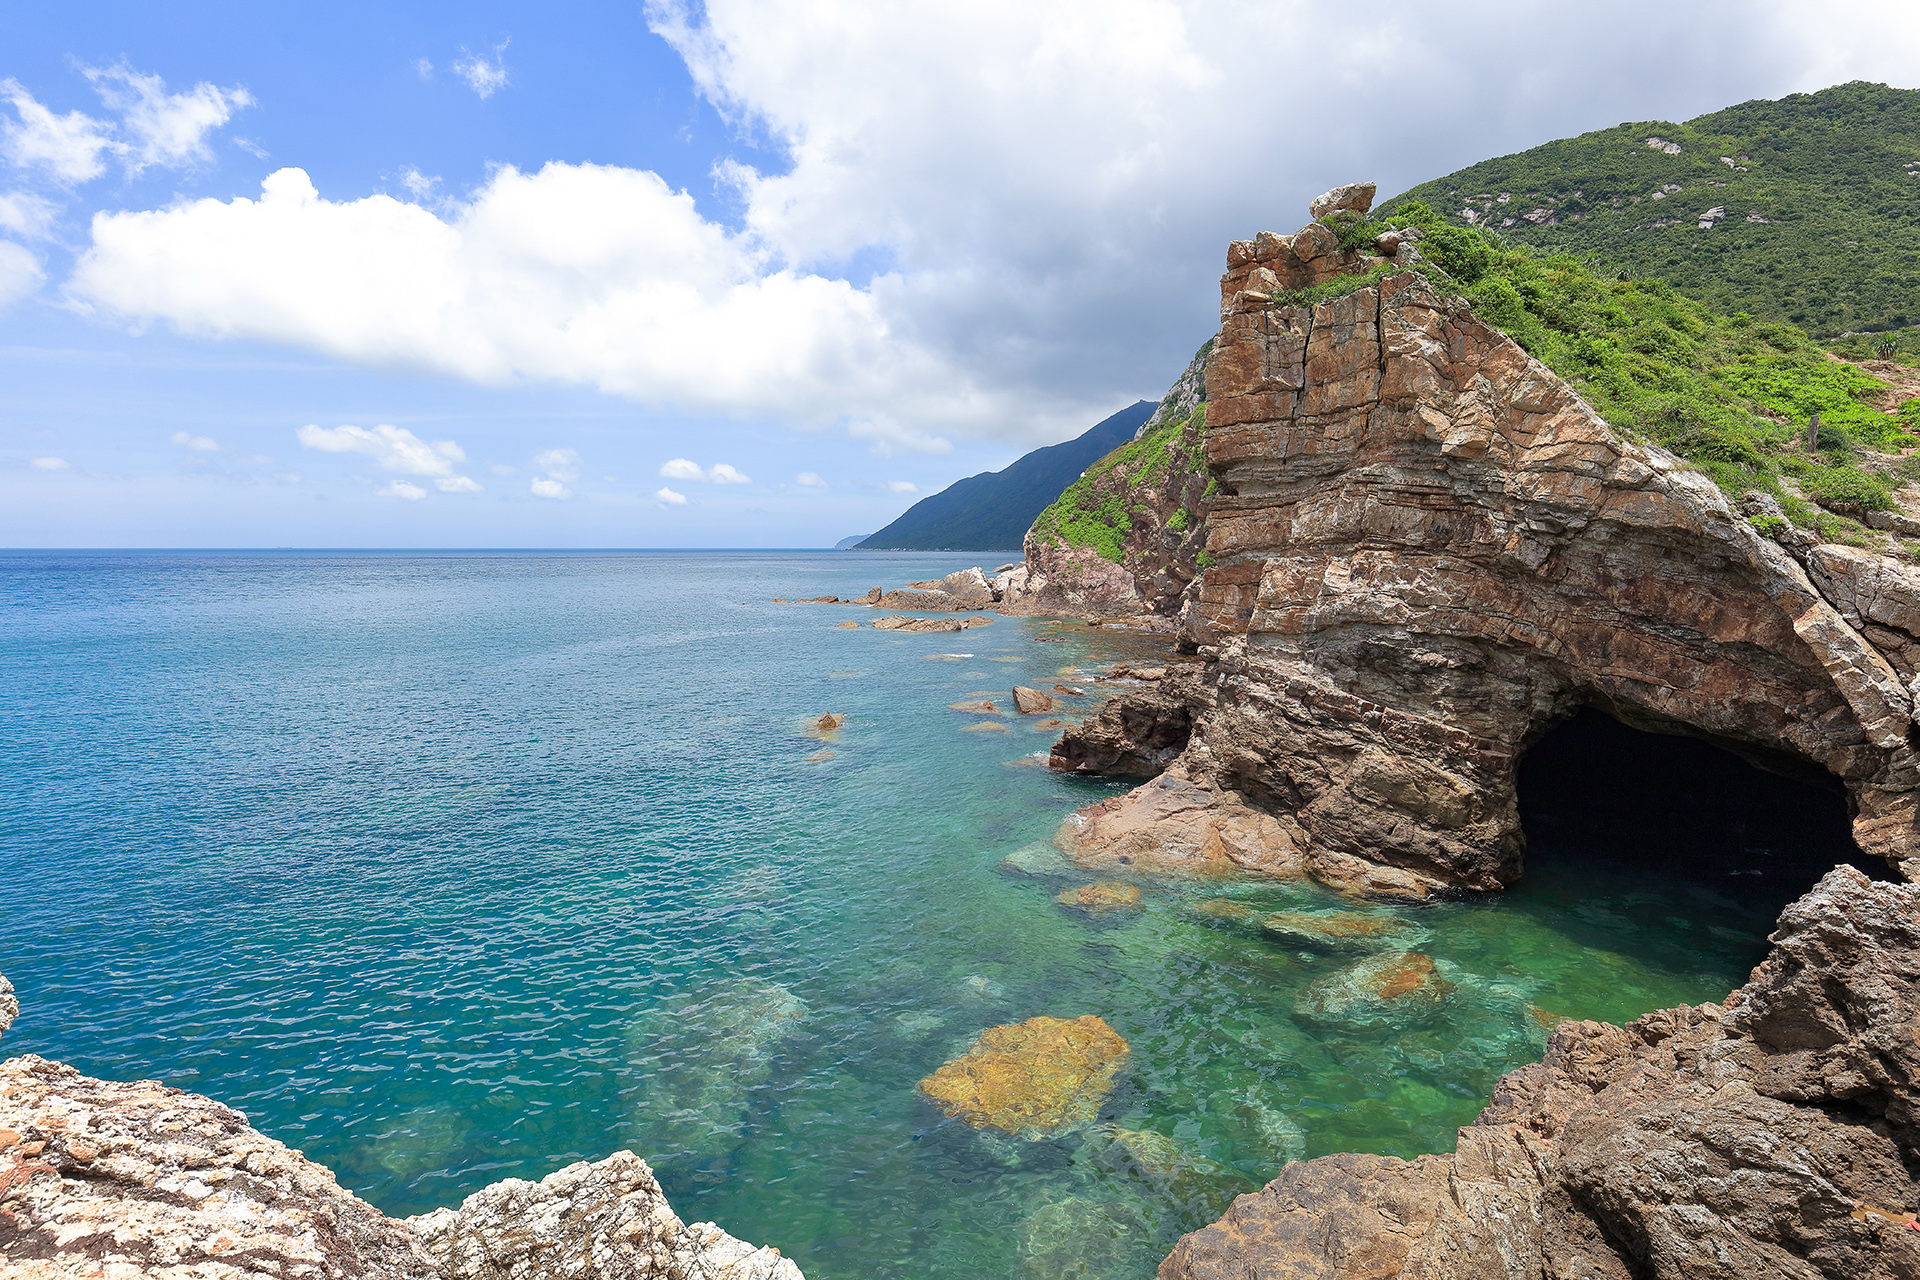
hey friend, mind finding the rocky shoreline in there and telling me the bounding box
[0,974,803,1280]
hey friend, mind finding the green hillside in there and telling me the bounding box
[1387,81,1920,338]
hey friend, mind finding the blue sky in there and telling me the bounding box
[4,1,1918,547]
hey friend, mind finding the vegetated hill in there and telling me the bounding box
[1387,81,1920,339]
[856,400,1154,550]
[1307,201,1920,549]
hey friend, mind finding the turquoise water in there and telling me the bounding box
[0,551,1851,1278]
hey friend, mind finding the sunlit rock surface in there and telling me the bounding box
[917,1015,1130,1139]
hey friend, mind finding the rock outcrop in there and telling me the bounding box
[0,980,804,1279]
[1054,184,1920,896]
[916,1015,1130,1140]
[1160,865,1920,1280]
[1003,344,1216,620]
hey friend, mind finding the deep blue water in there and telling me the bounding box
[0,551,1834,1279]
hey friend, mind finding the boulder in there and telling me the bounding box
[939,566,997,604]
[916,1015,1130,1139]
[0,972,14,1040]
[1292,952,1455,1029]
[872,615,965,632]
[832,620,860,629]
[949,699,1001,714]
[1054,771,1308,880]
[1307,181,1377,220]
[1012,686,1056,714]
[1180,897,1262,926]
[409,1150,803,1280]
[960,616,995,628]
[812,712,845,731]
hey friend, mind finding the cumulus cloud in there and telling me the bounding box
[660,458,751,483]
[296,422,481,495]
[171,431,219,451]
[31,456,69,469]
[452,44,511,99]
[534,447,582,481]
[655,486,688,505]
[0,241,41,305]
[795,471,827,488]
[54,2,1920,449]
[1,66,249,185]
[885,480,918,493]
[532,477,572,499]
[378,480,427,500]
[297,422,467,474]
[82,62,254,175]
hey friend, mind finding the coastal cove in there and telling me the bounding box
[0,550,1864,1279]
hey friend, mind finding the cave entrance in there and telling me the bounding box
[1516,707,1883,914]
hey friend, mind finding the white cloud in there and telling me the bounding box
[0,192,56,239]
[414,58,435,81]
[56,3,1920,451]
[708,462,751,484]
[533,447,581,481]
[232,136,269,160]
[532,476,572,499]
[655,486,688,505]
[452,43,511,99]
[659,457,705,480]
[885,480,918,494]
[0,241,41,305]
[83,62,253,175]
[795,471,827,488]
[436,475,482,493]
[398,166,439,200]
[0,79,114,183]
[30,456,69,470]
[2,65,249,185]
[489,462,516,475]
[171,430,219,451]
[378,479,428,500]
[296,422,467,476]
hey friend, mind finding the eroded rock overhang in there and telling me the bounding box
[1056,219,1920,895]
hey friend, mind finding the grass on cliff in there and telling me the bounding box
[1032,401,1209,563]
[1345,200,1920,543]
[1385,80,1920,340]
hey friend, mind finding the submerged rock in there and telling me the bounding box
[1229,1091,1308,1166]
[0,988,804,1280]
[1079,1124,1252,1221]
[1165,865,1920,1280]
[961,721,1010,733]
[1292,952,1455,1029]
[628,978,808,1161]
[1259,910,1429,953]
[1055,881,1145,916]
[949,699,1001,714]
[1000,841,1077,878]
[917,1014,1130,1139]
[832,620,860,629]
[1180,897,1262,926]
[873,615,966,632]
[1018,1192,1151,1280]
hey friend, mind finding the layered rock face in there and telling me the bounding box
[0,980,803,1279]
[1056,186,1920,895]
[1161,865,1920,1280]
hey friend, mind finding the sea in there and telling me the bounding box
[0,550,1867,1279]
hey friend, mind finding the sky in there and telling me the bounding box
[3,1,1920,548]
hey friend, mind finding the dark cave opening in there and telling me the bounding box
[1516,707,1887,901]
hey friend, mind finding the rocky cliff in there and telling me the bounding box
[1052,184,1920,899]
[1160,865,1920,1280]
[0,978,803,1279]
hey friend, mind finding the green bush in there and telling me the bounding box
[1748,513,1788,537]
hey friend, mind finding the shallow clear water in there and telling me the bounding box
[0,550,1855,1279]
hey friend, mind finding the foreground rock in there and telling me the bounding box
[917,1015,1130,1139]
[1161,866,1920,1280]
[1051,184,1920,895]
[410,1150,802,1280]
[0,1053,801,1279]
[1054,771,1307,879]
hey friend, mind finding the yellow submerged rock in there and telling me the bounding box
[917,1015,1130,1139]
